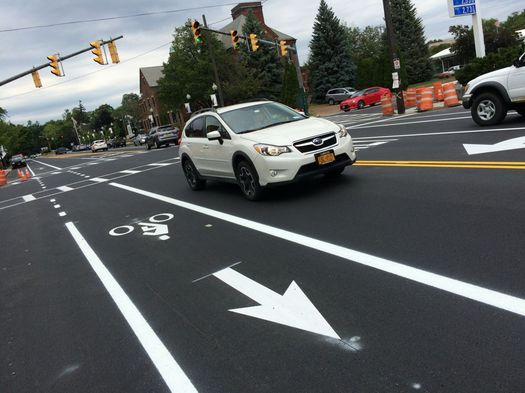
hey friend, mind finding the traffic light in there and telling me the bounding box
[47,54,62,76]
[279,40,288,57]
[249,34,259,52]
[230,30,240,50]
[108,41,120,64]
[31,70,42,88]
[191,20,202,44]
[90,40,105,65]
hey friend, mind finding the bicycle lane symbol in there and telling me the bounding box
[109,213,174,241]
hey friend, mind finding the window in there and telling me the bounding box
[205,116,230,139]
[185,117,206,138]
[366,88,379,94]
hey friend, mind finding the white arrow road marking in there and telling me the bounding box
[463,136,525,155]
[65,222,197,393]
[110,183,525,319]
[213,267,340,339]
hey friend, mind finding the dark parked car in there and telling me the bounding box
[55,147,68,155]
[146,125,180,150]
[11,154,27,168]
[107,137,126,148]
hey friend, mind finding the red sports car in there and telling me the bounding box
[340,87,391,111]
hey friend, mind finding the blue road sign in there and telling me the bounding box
[454,4,476,16]
[453,0,475,5]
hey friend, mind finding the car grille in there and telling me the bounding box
[293,132,337,153]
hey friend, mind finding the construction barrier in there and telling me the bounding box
[433,82,444,101]
[443,82,461,107]
[417,87,434,112]
[381,93,394,116]
[0,170,7,187]
[405,88,417,108]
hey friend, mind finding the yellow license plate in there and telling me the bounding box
[316,151,335,165]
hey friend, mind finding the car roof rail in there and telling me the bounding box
[238,97,271,103]
[190,107,217,118]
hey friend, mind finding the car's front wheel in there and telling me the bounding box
[182,158,206,190]
[471,92,507,126]
[357,101,365,109]
[236,161,263,201]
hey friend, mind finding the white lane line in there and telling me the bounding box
[65,222,198,393]
[120,170,141,174]
[23,194,36,202]
[346,126,525,141]
[53,204,61,208]
[26,163,36,177]
[52,171,62,175]
[31,159,62,170]
[50,199,56,202]
[354,116,472,129]
[57,186,73,192]
[59,212,67,217]
[147,163,172,167]
[89,177,109,183]
[110,182,525,319]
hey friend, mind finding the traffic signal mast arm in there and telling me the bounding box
[0,35,123,87]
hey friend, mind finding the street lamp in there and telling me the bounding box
[186,94,191,100]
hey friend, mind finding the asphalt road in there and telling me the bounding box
[1,107,525,393]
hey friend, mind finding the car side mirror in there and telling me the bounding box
[207,130,223,145]
[513,59,521,68]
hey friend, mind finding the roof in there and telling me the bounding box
[140,66,164,87]
[429,47,454,60]
[218,14,295,49]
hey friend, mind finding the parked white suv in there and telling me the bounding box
[179,101,356,200]
[91,140,108,152]
[462,52,525,126]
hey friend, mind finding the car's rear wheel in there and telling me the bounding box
[182,158,206,190]
[357,101,365,109]
[328,98,335,105]
[471,92,507,126]
[236,161,263,201]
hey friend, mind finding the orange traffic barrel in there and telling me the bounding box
[0,170,7,187]
[433,82,444,101]
[443,82,460,107]
[418,87,434,112]
[381,93,394,116]
[405,88,417,108]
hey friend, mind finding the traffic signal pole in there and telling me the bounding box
[0,36,123,87]
[202,15,224,107]
[382,0,405,115]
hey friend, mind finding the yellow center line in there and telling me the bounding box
[355,161,525,170]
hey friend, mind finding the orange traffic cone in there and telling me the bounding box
[0,170,7,187]
[17,169,24,179]
[24,168,31,179]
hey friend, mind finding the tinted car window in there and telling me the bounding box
[366,88,379,94]
[186,117,206,138]
[205,116,230,139]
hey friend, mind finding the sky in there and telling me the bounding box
[0,0,523,125]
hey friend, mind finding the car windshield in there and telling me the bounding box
[220,102,306,134]
[351,90,364,98]
[12,155,23,160]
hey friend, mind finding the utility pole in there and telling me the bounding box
[202,14,224,107]
[382,0,405,115]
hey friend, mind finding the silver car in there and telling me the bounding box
[325,87,357,105]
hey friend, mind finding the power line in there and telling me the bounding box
[0,42,172,101]
[0,2,241,33]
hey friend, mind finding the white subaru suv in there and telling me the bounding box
[179,101,356,200]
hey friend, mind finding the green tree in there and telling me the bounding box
[90,104,114,130]
[0,107,7,122]
[280,60,300,108]
[503,9,525,33]
[43,120,74,149]
[240,10,284,100]
[159,22,260,111]
[390,0,433,84]
[309,0,356,102]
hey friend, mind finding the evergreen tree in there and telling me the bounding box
[240,10,284,100]
[280,60,300,108]
[390,0,433,84]
[309,0,356,102]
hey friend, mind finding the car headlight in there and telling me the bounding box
[254,144,291,156]
[338,124,348,138]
